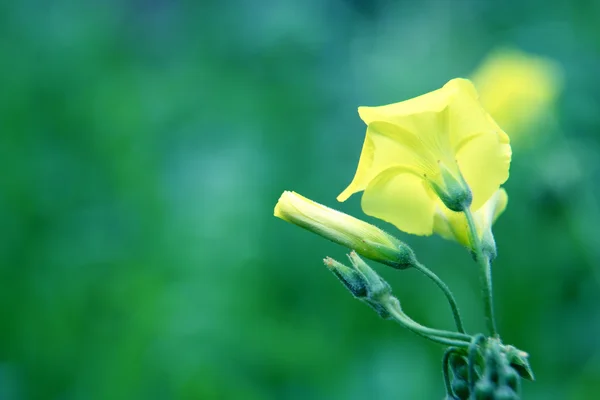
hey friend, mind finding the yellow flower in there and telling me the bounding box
[338,78,511,236]
[433,188,508,252]
[274,191,417,269]
[471,48,562,136]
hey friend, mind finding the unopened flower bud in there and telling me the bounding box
[324,253,396,319]
[474,377,494,400]
[504,345,534,381]
[493,386,518,400]
[347,251,391,299]
[323,257,368,298]
[501,366,520,393]
[275,191,417,269]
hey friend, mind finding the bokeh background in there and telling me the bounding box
[1,0,600,399]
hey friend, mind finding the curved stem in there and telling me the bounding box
[443,347,461,399]
[388,304,471,341]
[414,261,466,334]
[463,207,498,337]
[385,302,472,347]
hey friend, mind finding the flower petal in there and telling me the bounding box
[356,80,472,125]
[433,188,508,247]
[457,130,511,211]
[447,80,505,151]
[337,121,430,202]
[490,188,508,224]
[433,204,469,246]
[359,79,502,168]
[361,167,436,235]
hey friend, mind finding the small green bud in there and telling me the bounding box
[504,345,535,381]
[347,252,399,319]
[429,162,472,212]
[275,191,418,268]
[493,386,518,400]
[323,257,368,298]
[484,340,502,382]
[347,251,391,299]
[501,366,520,393]
[474,378,494,400]
[325,253,397,319]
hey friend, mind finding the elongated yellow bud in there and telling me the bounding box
[274,191,417,269]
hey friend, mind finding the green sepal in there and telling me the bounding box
[429,162,473,212]
[505,346,535,381]
[325,253,397,320]
[363,239,418,270]
[324,257,368,298]
[348,251,391,300]
[362,297,394,319]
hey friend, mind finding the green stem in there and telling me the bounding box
[443,347,461,399]
[463,207,498,337]
[414,261,466,334]
[479,256,497,337]
[385,301,471,347]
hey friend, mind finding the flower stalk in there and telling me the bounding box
[464,206,498,337]
[383,298,472,347]
[413,261,465,334]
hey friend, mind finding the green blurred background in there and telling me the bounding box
[1,0,600,399]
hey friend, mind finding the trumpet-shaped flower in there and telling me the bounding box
[433,188,508,253]
[471,48,562,137]
[338,78,511,236]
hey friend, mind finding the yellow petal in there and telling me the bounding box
[433,204,469,246]
[361,167,436,235]
[489,188,508,225]
[433,188,508,247]
[357,79,473,125]
[358,78,501,169]
[446,81,504,150]
[358,90,446,124]
[337,121,431,202]
[456,129,511,211]
[337,133,374,202]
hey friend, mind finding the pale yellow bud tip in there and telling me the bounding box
[323,257,335,269]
